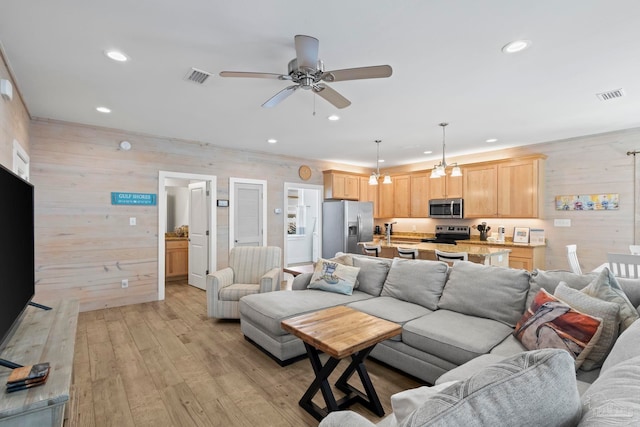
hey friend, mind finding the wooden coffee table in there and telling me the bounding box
[281,306,401,421]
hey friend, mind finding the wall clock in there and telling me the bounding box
[298,165,312,181]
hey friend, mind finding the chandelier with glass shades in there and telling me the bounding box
[368,140,392,185]
[430,122,462,179]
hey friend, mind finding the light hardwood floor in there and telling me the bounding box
[67,282,422,426]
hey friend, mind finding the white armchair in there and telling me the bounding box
[207,246,282,319]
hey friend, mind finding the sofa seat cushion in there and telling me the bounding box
[399,349,581,427]
[347,297,432,341]
[438,261,530,327]
[402,309,514,366]
[380,258,449,310]
[239,289,373,337]
[219,283,260,301]
[579,354,640,426]
[435,354,507,385]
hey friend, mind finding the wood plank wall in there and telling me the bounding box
[29,119,364,311]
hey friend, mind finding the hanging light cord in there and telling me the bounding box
[440,122,448,168]
[628,150,639,244]
[375,140,381,176]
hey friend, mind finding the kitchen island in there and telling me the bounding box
[360,240,511,267]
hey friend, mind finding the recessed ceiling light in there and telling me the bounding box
[96,106,111,113]
[423,150,433,155]
[501,40,532,54]
[267,138,277,144]
[105,50,129,62]
[486,138,498,143]
[119,141,132,151]
[328,115,340,121]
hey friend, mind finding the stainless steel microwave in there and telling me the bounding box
[429,198,464,219]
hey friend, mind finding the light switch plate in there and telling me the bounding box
[554,219,571,227]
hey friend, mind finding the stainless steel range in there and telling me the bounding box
[421,224,471,245]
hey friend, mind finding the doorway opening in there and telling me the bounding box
[158,171,217,300]
[283,182,323,267]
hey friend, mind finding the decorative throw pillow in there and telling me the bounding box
[581,267,639,333]
[307,259,360,295]
[513,289,604,369]
[398,349,582,427]
[554,282,620,371]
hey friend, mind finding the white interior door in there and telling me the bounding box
[188,181,209,289]
[233,182,263,247]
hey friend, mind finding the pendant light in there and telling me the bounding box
[430,122,462,179]
[369,140,392,185]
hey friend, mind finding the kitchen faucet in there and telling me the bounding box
[384,222,397,245]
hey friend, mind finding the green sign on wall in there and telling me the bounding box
[111,192,157,206]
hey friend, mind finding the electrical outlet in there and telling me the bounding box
[412,225,417,232]
[554,219,571,227]
[129,217,136,226]
[121,279,128,288]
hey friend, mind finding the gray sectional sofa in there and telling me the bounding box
[238,254,640,425]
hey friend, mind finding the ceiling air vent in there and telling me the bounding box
[596,88,624,101]
[184,68,212,85]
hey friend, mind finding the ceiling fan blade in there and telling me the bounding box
[294,35,319,70]
[313,83,351,109]
[219,71,288,80]
[262,85,300,108]
[321,65,393,82]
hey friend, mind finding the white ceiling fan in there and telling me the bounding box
[219,35,393,109]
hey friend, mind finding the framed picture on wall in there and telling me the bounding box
[513,227,530,244]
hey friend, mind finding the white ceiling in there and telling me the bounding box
[1,1,639,168]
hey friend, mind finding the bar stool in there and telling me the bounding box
[361,243,382,257]
[435,249,468,264]
[397,247,419,259]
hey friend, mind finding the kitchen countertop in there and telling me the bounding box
[373,233,546,248]
[364,240,512,257]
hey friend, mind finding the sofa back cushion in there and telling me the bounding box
[398,349,581,427]
[581,268,639,333]
[352,256,392,296]
[527,269,596,308]
[380,258,449,310]
[438,261,531,327]
[601,316,640,372]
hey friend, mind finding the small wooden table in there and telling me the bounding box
[281,306,401,421]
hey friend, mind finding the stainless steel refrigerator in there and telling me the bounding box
[322,200,374,258]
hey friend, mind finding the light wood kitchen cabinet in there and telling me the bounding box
[377,180,395,218]
[463,163,498,218]
[393,174,411,217]
[463,155,546,218]
[428,171,463,199]
[505,245,546,271]
[359,176,379,217]
[410,173,430,217]
[166,239,188,280]
[323,170,360,200]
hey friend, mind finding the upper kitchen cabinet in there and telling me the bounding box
[392,174,411,217]
[323,170,360,200]
[410,173,430,217]
[377,180,395,218]
[463,155,546,218]
[359,176,379,217]
[429,171,463,199]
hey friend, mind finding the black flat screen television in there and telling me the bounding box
[0,163,35,351]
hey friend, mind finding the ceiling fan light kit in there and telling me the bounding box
[430,122,462,179]
[220,35,392,109]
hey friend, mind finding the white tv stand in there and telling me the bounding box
[0,299,79,426]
